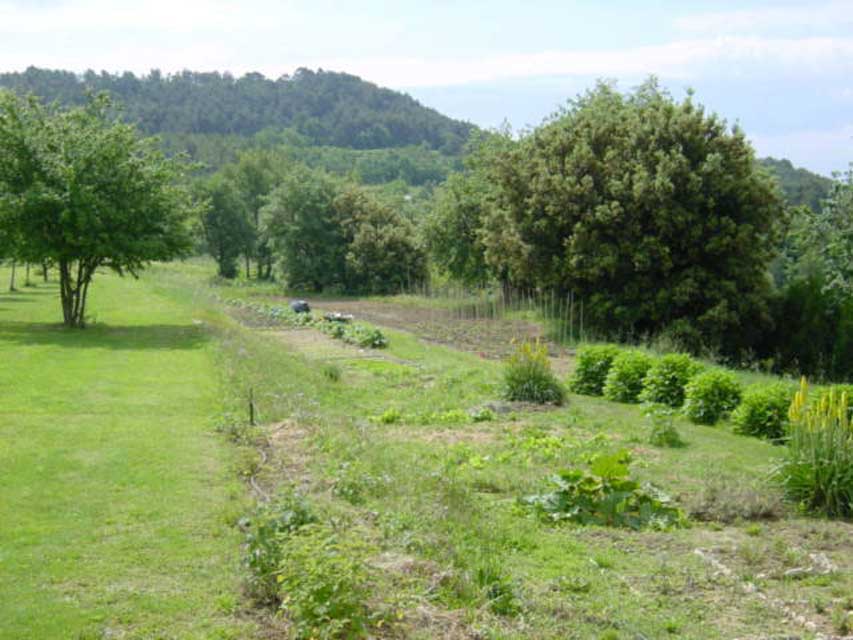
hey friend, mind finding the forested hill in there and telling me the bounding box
[0,67,474,153]
[759,157,833,211]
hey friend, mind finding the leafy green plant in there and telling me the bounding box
[322,363,342,382]
[277,524,371,639]
[644,404,686,448]
[374,408,402,424]
[639,353,702,407]
[682,370,742,425]
[470,407,496,422]
[603,351,654,403]
[503,340,565,405]
[474,561,521,616]
[523,450,686,530]
[331,461,391,505]
[568,344,621,396]
[243,491,317,604]
[777,379,853,517]
[732,383,794,440]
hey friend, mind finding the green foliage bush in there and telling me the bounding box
[277,524,371,639]
[523,450,685,530]
[732,383,794,440]
[683,370,742,425]
[603,351,654,403]
[778,381,853,517]
[568,344,621,396]
[503,340,565,405]
[243,491,316,604]
[639,353,702,407]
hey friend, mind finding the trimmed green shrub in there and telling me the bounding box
[732,383,794,440]
[504,340,565,405]
[639,353,703,407]
[603,351,654,403]
[568,344,621,396]
[778,380,853,517]
[278,524,371,639]
[683,370,742,425]
[523,450,686,530]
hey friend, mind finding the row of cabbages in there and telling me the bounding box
[224,298,388,349]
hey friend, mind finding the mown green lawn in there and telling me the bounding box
[0,268,250,639]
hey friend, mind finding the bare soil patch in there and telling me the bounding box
[310,298,546,360]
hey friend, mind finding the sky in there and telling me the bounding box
[1,0,851,176]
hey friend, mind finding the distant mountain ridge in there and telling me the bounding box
[0,66,474,154]
[759,157,833,212]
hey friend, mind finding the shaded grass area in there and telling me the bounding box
[161,262,852,639]
[0,267,252,639]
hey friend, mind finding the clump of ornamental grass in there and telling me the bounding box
[503,340,565,405]
[777,379,853,517]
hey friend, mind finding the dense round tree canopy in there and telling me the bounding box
[475,80,785,353]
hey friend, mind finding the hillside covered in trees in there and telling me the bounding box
[759,157,834,211]
[0,67,474,153]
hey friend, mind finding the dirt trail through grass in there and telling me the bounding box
[0,270,250,639]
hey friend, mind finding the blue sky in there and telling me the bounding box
[1,0,851,175]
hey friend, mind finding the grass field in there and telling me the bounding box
[2,261,852,639]
[0,267,252,639]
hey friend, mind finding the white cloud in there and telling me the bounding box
[0,0,276,32]
[314,37,853,88]
[675,1,853,34]
[750,124,853,176]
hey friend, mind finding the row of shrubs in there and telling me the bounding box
[223,298,388,348]
[568,344,798,437]
[505,341,850,443]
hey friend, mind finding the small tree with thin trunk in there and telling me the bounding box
[0,91,195,327]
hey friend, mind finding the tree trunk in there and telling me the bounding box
[245,254,250,279]
[58,258,95,328]
[42,261,49,282]
[25,263,31,287]
[9,260,16,292]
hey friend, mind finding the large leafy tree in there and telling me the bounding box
[261,167,346,291]
[335,186,427,294]
[0,91,196,327]
[765,165,853,380]
[803,167,853,298]
[481,80,784,353]
[224,149,282,279]
[196,175,253,279]
[261,168,426,293]
[423,130,514,287]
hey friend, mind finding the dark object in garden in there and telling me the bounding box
[290,300,311,314]
[323,312,354,323]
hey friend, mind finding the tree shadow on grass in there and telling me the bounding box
[0,320,210,351]
[0,296,41,304]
